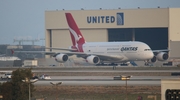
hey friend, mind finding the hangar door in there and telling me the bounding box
[108,28,168,50]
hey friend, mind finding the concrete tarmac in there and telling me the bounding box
[1,76,179,86]
[0,69,180,73]
[0,67,180,86]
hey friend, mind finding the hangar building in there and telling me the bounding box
[45,8,180,58]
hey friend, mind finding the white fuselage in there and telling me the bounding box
[81,41,154,62]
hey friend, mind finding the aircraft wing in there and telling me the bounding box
[152,49,170,52]
[0,54,6,57]
[14,51,57,55]
[14,46,78,55]
[14,50,124,61]
[14,51,85,56]
[64,52,124,61]
[44,47,124,60]
[45,47,77,52]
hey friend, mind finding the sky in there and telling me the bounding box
[0,0,180,46]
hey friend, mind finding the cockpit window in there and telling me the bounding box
[144,49,151,51]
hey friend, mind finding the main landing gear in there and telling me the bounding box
[144,60,153,66]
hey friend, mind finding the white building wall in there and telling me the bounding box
[50,29,107,49]
[169,8,180,41]
[161,79,180,100]
[45,8,169,29]
[51,29,71,48]
[168,8,180,57]
[45,8,180,58]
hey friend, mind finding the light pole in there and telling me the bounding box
[50,82,62,100]
[120,75,132,100]
[22,78,38,100]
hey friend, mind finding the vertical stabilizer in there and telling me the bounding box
[65,13,85,46]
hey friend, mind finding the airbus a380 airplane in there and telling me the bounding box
[49,13,169,65]
[16,13,169,65]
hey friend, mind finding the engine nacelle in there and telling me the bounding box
[86,55,100,64]
[156,52,169,61]
[151,56,157,63]
[55,54,68,63]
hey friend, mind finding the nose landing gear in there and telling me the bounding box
[144,60,153,66]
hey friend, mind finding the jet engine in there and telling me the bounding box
[156,52,169,61]
[86,55,100,64]
[55,54,68,63]
[151,56,157,63]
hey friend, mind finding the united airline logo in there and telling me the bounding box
[116,13,124,25]
[87,12,124,25]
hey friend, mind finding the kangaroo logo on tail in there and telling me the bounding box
[65,13,85,45]
[65,13,85,52]
[69,27,82,43]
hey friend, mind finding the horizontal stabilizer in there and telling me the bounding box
[152,49,170,52]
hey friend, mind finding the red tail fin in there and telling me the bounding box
[65,13,85,46]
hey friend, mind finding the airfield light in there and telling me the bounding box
[120,75,132,100]
[50,82,62,100]
[22,78,38,100]
[113,75,132,100]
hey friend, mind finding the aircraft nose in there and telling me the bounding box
[149,51,154,59]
